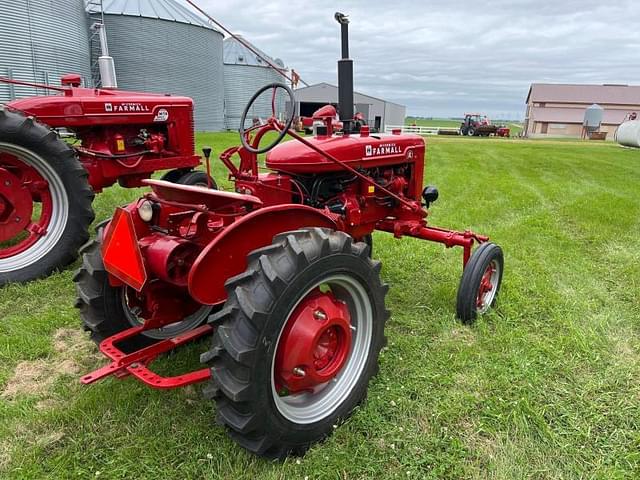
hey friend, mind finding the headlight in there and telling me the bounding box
[137,200,154,222]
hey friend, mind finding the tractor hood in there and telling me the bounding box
[7,87,193,129]
[266,132,425,174]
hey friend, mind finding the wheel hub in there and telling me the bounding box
[476,262,496,309]
[0,145,59,266]
[0,166,33,240]
[275,289,352,394]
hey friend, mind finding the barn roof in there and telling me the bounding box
[527,83,640,106]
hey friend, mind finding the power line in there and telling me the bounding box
[184,0,309,88]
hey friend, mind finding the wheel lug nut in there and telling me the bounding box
[292,367,306,377]
[313,309,327,321]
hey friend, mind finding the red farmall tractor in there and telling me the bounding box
[0,74,212,285]
[74,13,504,458]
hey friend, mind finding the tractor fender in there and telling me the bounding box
[188,204,337,305]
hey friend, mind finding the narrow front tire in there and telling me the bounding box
[456,242,504,323]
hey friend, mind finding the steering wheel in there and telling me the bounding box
[239,82,296,154]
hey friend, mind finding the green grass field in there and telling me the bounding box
[1,134,639,479]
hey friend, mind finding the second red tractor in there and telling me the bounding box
[0,74,212,285]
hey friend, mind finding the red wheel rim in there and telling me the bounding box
[274,288,352,395]
[270,274,374,424]
[0,152,53,259]
[476,260,498,312]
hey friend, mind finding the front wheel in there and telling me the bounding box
[201,228,389,458]
[456,242,504,323]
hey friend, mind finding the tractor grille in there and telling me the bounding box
[188,110,195,151]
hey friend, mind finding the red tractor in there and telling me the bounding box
[74,13,504,458]
[460,113,510,137]
[0,74,212,285]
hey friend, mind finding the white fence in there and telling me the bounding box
[384,124,460,135]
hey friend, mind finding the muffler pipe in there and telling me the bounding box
[93,23,118,88]
[335,12,354,133]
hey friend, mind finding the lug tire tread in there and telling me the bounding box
[0,108,94,285]
[201,227,389,459]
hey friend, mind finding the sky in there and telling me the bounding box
[195,0,640,120]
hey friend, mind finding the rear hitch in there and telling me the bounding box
[81,323,213,389]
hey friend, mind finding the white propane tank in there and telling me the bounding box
[615,120,640,148]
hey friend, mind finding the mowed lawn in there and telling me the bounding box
[1,133,639,479]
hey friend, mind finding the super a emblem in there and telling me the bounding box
[153,109,169,122]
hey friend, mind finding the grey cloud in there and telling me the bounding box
[196,0,639,119]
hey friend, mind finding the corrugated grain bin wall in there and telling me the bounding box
[223,37,286,130]
[0,0,91,103]
[102,0,224,131]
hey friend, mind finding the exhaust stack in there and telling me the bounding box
[93,23,118,88]
[335,12,354,134]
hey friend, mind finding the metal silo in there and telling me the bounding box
[0,0,91,103]
[583,104,604,132]
[101,0,224,131]
[223,36,287,130]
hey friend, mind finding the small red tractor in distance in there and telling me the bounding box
[460,113,510,137]
[0,75,212,285]
[74,13,504,458]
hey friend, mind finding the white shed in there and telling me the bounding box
[293,82,406,131]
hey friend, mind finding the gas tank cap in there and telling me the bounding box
[61,74,82,87]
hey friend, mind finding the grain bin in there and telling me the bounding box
[615,120,640,148]
[223,36,287,130]
[101,0,224,131]
[0,0,92,103]
[583,104,603,133]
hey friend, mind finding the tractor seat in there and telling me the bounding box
[143,179,263,210]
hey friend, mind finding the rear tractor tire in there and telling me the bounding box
[0,107,94,285]
[161,169,217,189]
[73,226,211,352]
[178,170,217,189]
[456,242,504,324]
[160,168,191,183]
[201,227,389,458]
